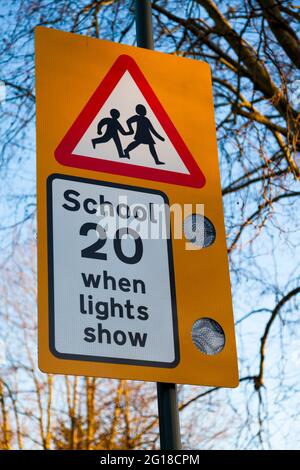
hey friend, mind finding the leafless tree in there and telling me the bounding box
[0,0,299,449]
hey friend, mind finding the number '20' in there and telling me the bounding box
[79,223,143,265]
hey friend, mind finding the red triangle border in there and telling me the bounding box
[55,54,206,189]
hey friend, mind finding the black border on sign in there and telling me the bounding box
[47,173,180,368]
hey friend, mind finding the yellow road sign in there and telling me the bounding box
[36,26,238,387]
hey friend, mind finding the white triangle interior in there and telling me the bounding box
[72,71,190,174]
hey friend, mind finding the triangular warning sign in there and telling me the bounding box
[55,55,205,188]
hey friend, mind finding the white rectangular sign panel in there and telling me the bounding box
[47,174,179,367]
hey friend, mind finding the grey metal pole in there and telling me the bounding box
[134,0,154,50]
[157,382,181,450]
[134,0,182,451]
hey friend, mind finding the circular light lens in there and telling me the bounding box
[191,318,225,355]
[184,214,216,248]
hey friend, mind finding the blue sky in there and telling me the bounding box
[0,1,299,449]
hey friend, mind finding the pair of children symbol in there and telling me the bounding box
[91,104,165,165]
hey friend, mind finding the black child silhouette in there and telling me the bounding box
[91,109,129,158]
[124,104,165,165]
